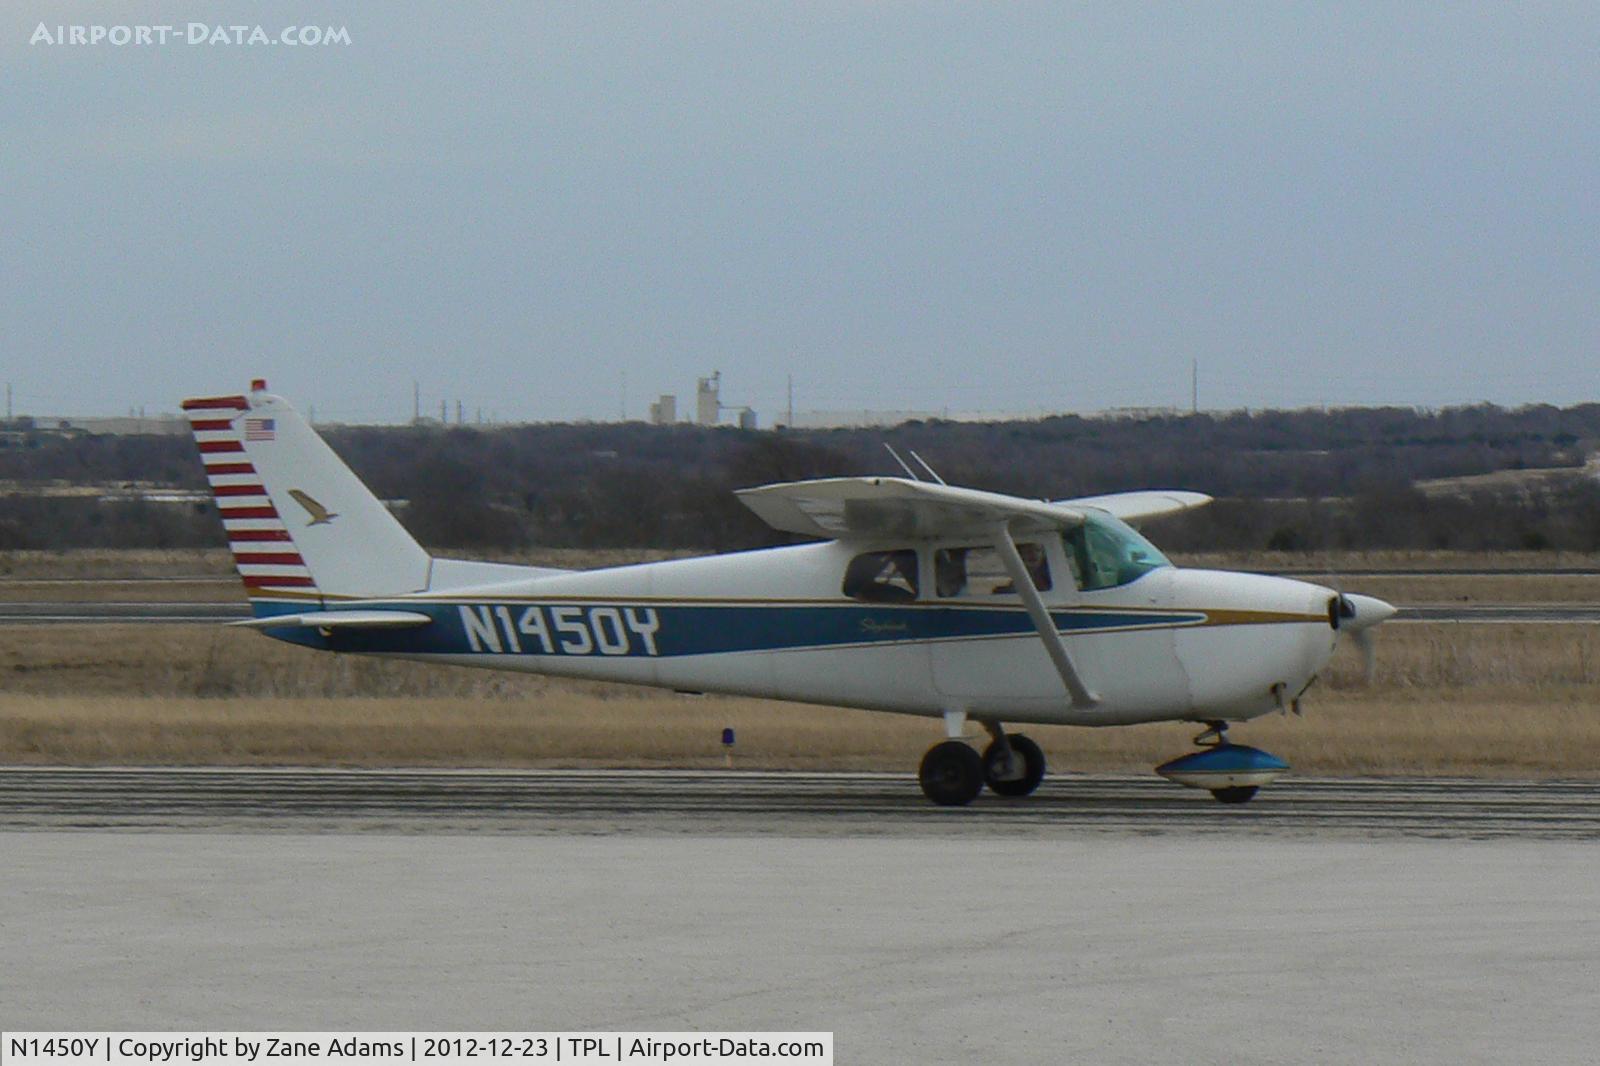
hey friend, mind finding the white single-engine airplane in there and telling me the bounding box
[185,381,1396,805]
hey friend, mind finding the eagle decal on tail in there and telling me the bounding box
[288,489,339,526]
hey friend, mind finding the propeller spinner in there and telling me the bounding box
[1333,592,1398,682]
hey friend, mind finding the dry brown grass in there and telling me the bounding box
[0,549,236,580]
[1326,624,1600,689]
[3,690,1596,776]
[0,625,572,700]
[1,623,1599,773]
[0,579,245,604]
[0,693,911,769]
[1217,689,1600,777]
[1413,467,1589,496]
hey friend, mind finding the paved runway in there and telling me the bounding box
[1396,604,1600,623]
[3,767,1597,838]
[1267,566,1600,576]
[4,601,1600,624]
[0,601,247,623]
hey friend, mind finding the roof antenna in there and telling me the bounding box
[908,449,947,485]
[883,443,921,481]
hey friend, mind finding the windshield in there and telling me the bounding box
[1062,512,1172,591]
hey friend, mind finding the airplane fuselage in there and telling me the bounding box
[258,539,1340,728]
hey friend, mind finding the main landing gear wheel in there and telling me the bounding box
[1211,786,1259,804]
[919,740,985,806]
[982,733,1046,797]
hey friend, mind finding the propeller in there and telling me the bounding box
[1334,592,1398,684]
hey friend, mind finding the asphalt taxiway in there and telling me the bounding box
[5,770,1598,1062]
[2,767,1599,838]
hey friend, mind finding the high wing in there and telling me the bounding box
[736,477,1085,541]
[1055,490,1212,526]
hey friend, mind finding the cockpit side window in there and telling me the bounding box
[933,544,1051,597]
[1061,513,1171,590]
[842,549,920,603]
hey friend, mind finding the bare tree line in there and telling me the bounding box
[1,403,1597,552]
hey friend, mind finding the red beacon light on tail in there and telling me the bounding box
[250,378,268,393]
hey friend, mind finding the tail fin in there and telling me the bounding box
[183,380,430,604]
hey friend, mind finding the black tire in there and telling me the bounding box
[918,741,984,806]
[982,733,1047,797]
[1211,786,1259,804]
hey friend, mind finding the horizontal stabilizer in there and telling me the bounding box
[229,610,434,630]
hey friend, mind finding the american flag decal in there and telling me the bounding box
[244,418,276,441]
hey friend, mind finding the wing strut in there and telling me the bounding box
[992,523,1099,709]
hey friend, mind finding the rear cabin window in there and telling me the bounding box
[842,550,919,603]
[933,544,1051,598]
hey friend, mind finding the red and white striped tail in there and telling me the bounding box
[181,381,431,604]
[183,393,320,602]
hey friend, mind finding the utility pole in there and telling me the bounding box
[5,382,11,420]
[1190,359,1198,415]
[787,374,794,427]
[413,381,420,424]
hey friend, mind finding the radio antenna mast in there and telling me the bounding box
[908,450,947,485]
[883,443,921,481]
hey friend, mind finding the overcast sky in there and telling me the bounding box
[3,3,1597,423]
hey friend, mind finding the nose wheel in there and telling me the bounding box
[1155,721,1288,804]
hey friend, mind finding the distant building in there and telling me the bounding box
[648,370,758,428]
[649,395,677,425]
[696,372,722,426]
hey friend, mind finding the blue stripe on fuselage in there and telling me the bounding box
[248,600,1205,658]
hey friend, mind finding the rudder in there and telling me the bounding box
[183,380,431,605]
